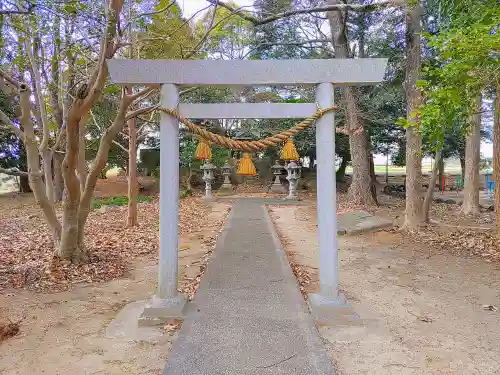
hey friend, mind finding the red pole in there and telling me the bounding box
[441,175,445,194]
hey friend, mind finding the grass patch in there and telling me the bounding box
[91,195,153,209]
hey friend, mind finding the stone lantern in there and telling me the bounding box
[220,162,233,191]
[270,161,286,193]
[285,160,301,200]
[201,161,216,199]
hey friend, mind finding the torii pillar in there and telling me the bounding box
[107,58,387,325]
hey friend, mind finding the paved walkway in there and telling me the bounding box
[163,199,334,375]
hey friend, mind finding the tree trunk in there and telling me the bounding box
[369,152,379,201]
[326,0,377,206]
[187,165,194,191]
[19,86,61,244]
[19,175,32,193]
[438,156,445,191]
[42,151,55,203]
[493,84,500,231]
[405,127,424,228]
[127,88,138,226]
[423,149,442,221]
[58,197,87,262]
[78,116,88,194]
[60,110,85,261]
[462,94,481,215]
[385,153,389,184]
[3,0,126,264]
[126,3,138,227]
[61,92,138,261]
[402,1,425,230]
[53,153,64,202]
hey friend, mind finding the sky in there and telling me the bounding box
[178,0,494,160]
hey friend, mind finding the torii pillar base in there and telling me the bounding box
[138,295,187,327]
[308,293,359,327]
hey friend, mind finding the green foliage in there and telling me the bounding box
[409,0,500,149]
[250,0,314,60]
[138,0,197,59]
[91,195,153,209]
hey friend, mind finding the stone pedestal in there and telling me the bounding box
[270,161,286,193]
[201,161,216,200]
[219,163,233,194]
[285,161,301,200]
[271,176,286,193]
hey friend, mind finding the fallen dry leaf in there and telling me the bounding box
[163,319,182,332]
[407,310,433,323]
[410,227,500,262]
[483,305,498,312]
[0,193,224,293]
[0,319,20,342]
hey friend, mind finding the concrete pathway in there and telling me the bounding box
[163,199,334,375]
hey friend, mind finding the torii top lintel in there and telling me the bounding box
[107,58,387,87]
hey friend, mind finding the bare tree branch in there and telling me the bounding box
[121,86,198,122]
[52,125,66,151]
[186,4,251,58]
[205,0,402,26]
[241,39,332,59]
[0,6,34,15]
[185,29,216,59]
[136,122,150,136]
[79,0,125,114]
[0,108,23,138]
[165,4,212,40]
[112,139,129,152]
[129,86,155,103]
[126,105,158,121]
[78,92,132,225]
[0,68,20,89]
[19,83,62,236]
[180,87,199,96]
[122,0,176,30]
[23,20,50,151]
[0,167,29,177]
[205,0,258,23]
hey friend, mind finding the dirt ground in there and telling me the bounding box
[270,204,500,375]
[0,200,231,375]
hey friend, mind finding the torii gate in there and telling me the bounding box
[107,58,387,323]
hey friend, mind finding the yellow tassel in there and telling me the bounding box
[237,153,257,176]
[280,138,300,161]
[195,139,212,160]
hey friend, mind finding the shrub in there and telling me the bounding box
[180,189,192,199]
[91,195,153,209]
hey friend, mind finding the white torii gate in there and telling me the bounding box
[107,58,387,323]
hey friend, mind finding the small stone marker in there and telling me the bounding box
[337,211,393,235]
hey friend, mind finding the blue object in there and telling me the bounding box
[485,174,495,198]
